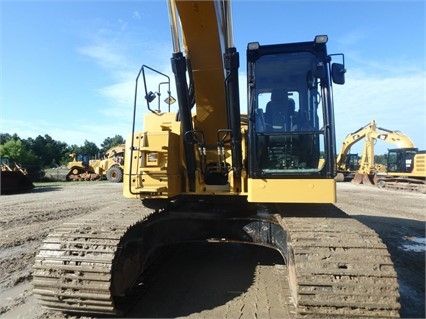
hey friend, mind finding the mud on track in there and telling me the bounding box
[0,182,424,319]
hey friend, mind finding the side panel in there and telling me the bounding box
[123,113,183,199]
[412,154,426,177]
[387,153,426,178]
[247,178,336,203]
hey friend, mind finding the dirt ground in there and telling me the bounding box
[0,181,424,319]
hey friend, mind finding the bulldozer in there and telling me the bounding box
[32,1,401,318]
[66,144,125,182]
[1,158,34,194]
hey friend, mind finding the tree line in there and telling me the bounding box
[1,132,389,175]
[0,133,125,169]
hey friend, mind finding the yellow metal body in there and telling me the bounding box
[410,154,426,177]
[387,153,426,179]
[124,0,336,204]
[124,113,183,198]
[124,112,336,203]
[97,144,125,175]
[67,144,125,180]
[247,178,336,203]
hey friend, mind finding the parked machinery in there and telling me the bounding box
[1,158,34,194]
[66,144,125,182]
[336,120,418,185]
[33,1,401,318]
[335,153,360,181]
[377,148,426,193]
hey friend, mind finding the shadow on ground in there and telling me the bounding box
[123,243,283,318]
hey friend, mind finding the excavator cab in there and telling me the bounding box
[246,36,345,202]
[346,153,360,171]
[76,154,90,167]
[387,148,418,173]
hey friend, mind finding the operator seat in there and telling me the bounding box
[265,89,288,131]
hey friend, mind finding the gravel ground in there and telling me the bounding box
[0,181,424,319]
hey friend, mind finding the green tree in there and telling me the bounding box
[374,154,388,165]
[0,139,23,161]
[27,134,70,167]
[72,140,100,158]
[0,133,13,145]
[0,138,39,165]
[101,135,125,152]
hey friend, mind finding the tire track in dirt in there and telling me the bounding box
[0,182,424,319]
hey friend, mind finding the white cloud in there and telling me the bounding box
[73,15,426,156]
[96,64,178,120]
[98,67,426,156]
[5,66,423,156]
[72,17,177,144]
[98,80,135,110]
[78,43,129,71]
[334,71,426,154]
[237,67,425,155]
[132,11,141,20]
[345,53,420,77]
[337,30,366,47]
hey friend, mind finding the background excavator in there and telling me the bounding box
[377,147,426,193]
[336,120,411,183]
[335,152,360,182]
[336,120,425,192]
[66,144,125,182]
[33,1,401,318]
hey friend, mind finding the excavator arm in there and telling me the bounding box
[168,0,242,192]
[357,124,415,174]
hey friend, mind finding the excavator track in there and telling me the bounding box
[66,168,101,181]
[33,201,400,318]
[33,204,152,315]
[377,176,426,194]
[279,215,400,318]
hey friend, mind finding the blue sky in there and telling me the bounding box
[1,0,425,155]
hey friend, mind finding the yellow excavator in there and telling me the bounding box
[335,120,424,190]
[33,1,401,318]
[377,148,426,193]
[335,152,360,181]
[335,120,416,184]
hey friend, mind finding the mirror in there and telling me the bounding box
[331,63,346,85]
[145,91,156,103]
